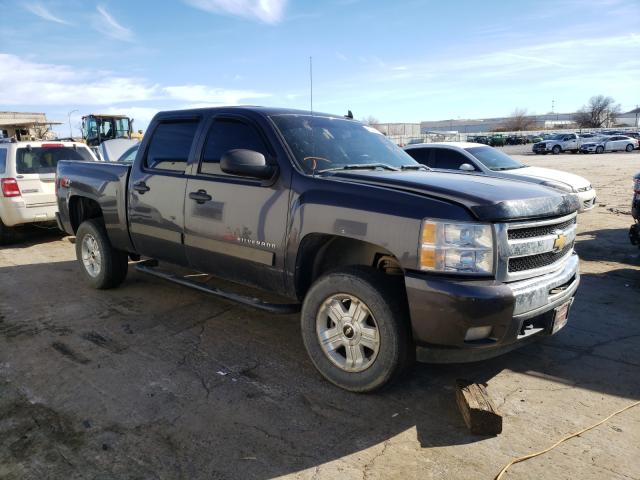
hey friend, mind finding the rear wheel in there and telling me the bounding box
[300,266,412,392]
[75,219,128,289]
[596,146,604,154]
[552,145,561,154]
[626,144,634,152]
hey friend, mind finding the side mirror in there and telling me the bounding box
[220,149,275,179]
[459,163,475,171]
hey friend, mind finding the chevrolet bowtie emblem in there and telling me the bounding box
[553,230,567,251]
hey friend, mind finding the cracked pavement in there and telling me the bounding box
[0,148,639,479]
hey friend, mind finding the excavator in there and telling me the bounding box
[81,114,143,161]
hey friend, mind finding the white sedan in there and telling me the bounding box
[580,135,639,154]
[404,142,597,212]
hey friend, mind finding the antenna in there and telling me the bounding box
[309,56,313,115]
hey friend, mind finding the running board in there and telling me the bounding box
[135,264,301,314]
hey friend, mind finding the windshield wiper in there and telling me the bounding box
[400,164,430,171]
[317,163,400,173]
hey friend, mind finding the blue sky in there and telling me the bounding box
[1,0,638,136]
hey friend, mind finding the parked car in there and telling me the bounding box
[579,135,639,154]
[56,107,581,392]
[472,135,490,145]
[630,172,640,248]
[404,142,597,212]
[489,134,506,147]
[505,135,527,145]
[0,140,98,243]
[527,134,543,143]
[532,133,583,154]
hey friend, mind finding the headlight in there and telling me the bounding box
[541,180,574,193]
[419,220,494,275]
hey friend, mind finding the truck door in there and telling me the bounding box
[183,115,289,293]
[128,119,200,265]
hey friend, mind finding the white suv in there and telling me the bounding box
[0,140,97,243]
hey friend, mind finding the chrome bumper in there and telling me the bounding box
[510,253,580,319]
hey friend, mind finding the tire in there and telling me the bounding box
[596,146,604,154]
[300,266,413,392]
[626,144,634,152]
[75,219,128,289]
[0,219,16,245]
[552,145,561,154]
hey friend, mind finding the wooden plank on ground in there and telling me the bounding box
[455,379,503,435]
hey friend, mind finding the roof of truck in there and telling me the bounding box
[153,106,347,119]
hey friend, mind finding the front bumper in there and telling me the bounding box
[576,189,597,212]
[405,253,580,363]
[580,145,600,153]
[532,144,550,153]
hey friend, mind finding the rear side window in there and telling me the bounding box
[0,148,6,174]
[199,119,269,176]
[15,146,94,174]
[145,121,199,172]
[432,149,473,170]
[405,148,432,166]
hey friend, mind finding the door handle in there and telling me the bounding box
[133,181,150,193]
[189,189,212,204]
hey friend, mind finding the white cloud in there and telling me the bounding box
[184,0,287,24]
[93,5,134,42]
[0,54,271,110]
[164,84,271,104]
[24,3,69,24]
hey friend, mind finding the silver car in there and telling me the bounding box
[580,135,639,154]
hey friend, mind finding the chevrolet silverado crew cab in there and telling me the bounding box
[56,107,581,392]
[0,139,97,243]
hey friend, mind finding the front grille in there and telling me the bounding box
[508,243,573,272]
[508,218,576,240]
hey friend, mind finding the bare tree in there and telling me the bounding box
[573,95,621,128]
[501,108,536,131]
[360,115,380,126]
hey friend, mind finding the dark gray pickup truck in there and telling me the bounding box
[56,107,581,392]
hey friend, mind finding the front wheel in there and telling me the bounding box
[596,146,604,154]
[300,267,412,392]
[626,144,634,152]
[75,219,128,289]
[552,145,561,154]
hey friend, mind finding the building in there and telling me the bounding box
[0,112,61,140]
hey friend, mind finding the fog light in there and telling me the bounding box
[464,326,493,341]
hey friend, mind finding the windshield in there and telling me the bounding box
[466,146,525,171]
[118,145,138,164]
[270,114,417,174]
[16,146,94,174]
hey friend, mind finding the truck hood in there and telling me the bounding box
[329,170,580,222]
[500,166,592,191]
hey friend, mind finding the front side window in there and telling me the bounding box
[145,121,199,172]
[270,114,416,174]
[199,118,269,176]
[432,149,474,170]
[466,146,525,171]
[0,148,7,174]
[16,146,94,174]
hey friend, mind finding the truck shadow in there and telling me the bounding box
[0,260,638,479]
[575,227,640,265]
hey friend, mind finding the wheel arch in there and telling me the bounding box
[294,233,405,301]
[68,195,104,234]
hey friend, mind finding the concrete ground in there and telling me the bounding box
[1,149,639,480]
